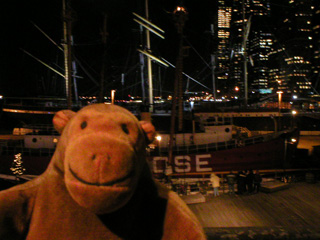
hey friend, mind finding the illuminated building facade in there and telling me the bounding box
[250,32,272,93]
[269,0,315,97]
[313,4,320,93]
[215,0,233,97]
[228,0,271,99]
[285,0,314,96]
[228,0,245,95]
[248,0,272,95]
[212,0,318,100]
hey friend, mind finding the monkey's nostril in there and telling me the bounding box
[91,154,96,160]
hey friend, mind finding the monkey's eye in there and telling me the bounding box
[121,124,129,134]
[81,121,87,129]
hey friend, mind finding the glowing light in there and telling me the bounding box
[175,6,187,13]
[111,90,116,104]
[10,153,26,177]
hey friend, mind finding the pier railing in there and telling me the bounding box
[158,168,320,196]
[0,145,56,157]
[13,124,59,136]
[148,132,277,156]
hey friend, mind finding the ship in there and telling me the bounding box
[0,124,59,178]
[146,112,299,179]
[0,110,299,183]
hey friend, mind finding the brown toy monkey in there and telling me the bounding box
[0,104,206,239]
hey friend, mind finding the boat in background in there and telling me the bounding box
[0,114,299,180]
[0,125,58,177]
[146,113,299,180]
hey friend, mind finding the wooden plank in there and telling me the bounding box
[180,193,206,204]
[188,182,320,232]
[260,180,290,193]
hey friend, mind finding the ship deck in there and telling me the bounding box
[187,182,320,239]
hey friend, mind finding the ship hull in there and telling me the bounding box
[0,131,298,179]
[149,135,296,179]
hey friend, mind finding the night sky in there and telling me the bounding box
[0,1,286,100]
[0,0,219,99]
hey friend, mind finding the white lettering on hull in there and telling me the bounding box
[152,154,213,173]
[175,156,191,173]
[196,154,212,172]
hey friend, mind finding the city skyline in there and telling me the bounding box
[0,0,319,104]
[215,0,319,101]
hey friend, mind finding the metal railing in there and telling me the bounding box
[149,133,272,156]
[16,124,59,135]
[0,146,55,157]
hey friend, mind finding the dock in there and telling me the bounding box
[187,182,320,239]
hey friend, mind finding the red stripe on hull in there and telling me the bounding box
[148,138,286,178]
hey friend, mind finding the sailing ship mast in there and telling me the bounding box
[98,14,108,103]
[242,0,251,107]
[62,0,73,109]
[133,1,168,119]
[168,5,188,165]
[145,0,154,113]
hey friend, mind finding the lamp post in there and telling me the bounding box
[111,90,116,104]
[284,137,298,169]
[156,135,162,155]
[277,91,283,131]
[271,115,277,133]
[291,110,297,128]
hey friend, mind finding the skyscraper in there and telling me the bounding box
[248,0,272,94]
[213,0,318,101]
[229,0,271,100]
[270,0,315,97]
[215,0,233,97]
[313,3,320,93]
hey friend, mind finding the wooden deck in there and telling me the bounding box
[187,182,320,239]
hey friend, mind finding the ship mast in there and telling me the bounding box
[168,5,188,164]
[145,0,154,113]
[242,0,251,107]
[133,2,167,120]
[62,0,73,109]
[98,14,108,103]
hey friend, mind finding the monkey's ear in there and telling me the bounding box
[139,121,156,144]
[53,110,76,134]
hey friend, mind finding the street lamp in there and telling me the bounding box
[277,91,283,108]
[277,91,283,131]
[156,135,162,154]
[291,109,297,128]
[111,90,116,104]
[291,138,297,143]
